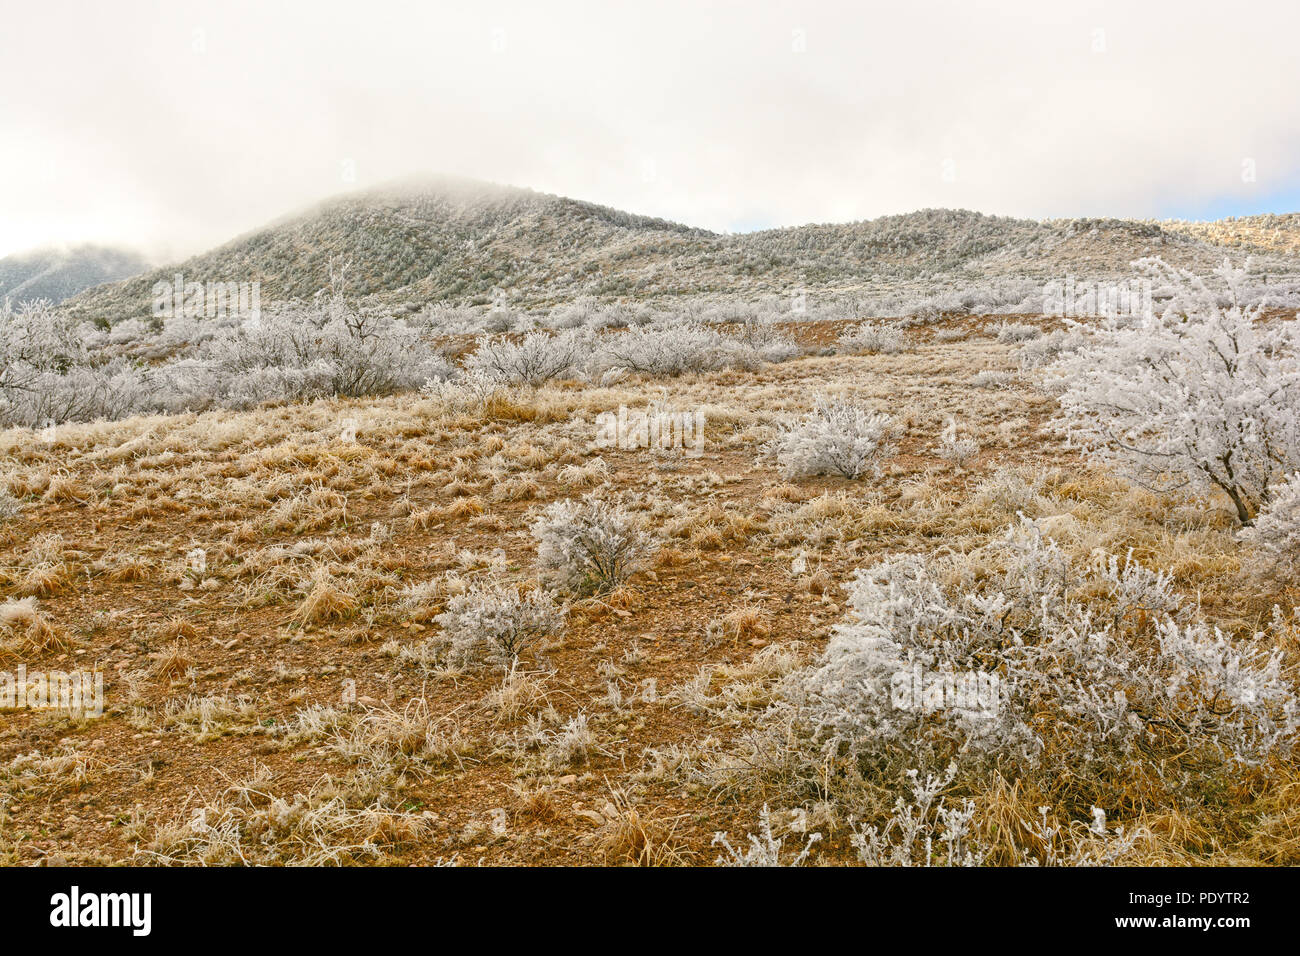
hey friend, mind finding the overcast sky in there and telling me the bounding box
[2,0,1298,261]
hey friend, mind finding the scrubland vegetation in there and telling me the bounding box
[2,257,1299,867]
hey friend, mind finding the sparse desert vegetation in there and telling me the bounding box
[2,257,1299,868]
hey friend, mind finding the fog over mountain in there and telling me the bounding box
[0,244,149,305]
[64,176,1300,322]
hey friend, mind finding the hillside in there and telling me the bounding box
[64,177,1300,322]
[0,244,149,306]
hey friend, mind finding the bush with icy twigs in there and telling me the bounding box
[531,494,658,594]
[1239,473,1300,574]
[755,516,1298,810]
[434,580,566,664]
[994,321,1040,344]
[591,321,797,377]
[767,397,894,479]
[462,328,590,387]
[837,321,909,355]
[0,298,453,426]
[712,806,822,867]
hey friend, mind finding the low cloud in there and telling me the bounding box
[2,0,1296,258]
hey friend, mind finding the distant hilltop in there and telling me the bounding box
[1,244,149,306]
[62,175,1300,322]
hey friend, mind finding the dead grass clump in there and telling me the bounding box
[11,533,71,597]
[150,642,194,681]
[293,568,359,627]
[143,769,436,866]
[0,597,73,653]
[591,789,691,866]
[160,694,259,741]
[482,666,549,721]
[720,606,770,643]
[103,553,153,583]
[333,697,475,777]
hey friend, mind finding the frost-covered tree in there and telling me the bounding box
[1048,260,1300,524]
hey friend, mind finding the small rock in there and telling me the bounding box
[573,808,606,827]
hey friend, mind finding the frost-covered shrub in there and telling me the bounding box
[547,299,599,329]
[0,297,453,426]
[591,322,730,376]
[415,303,489,335]
[1013,329,1086,374]
[969,468,1050,517]
[0,361,140,427]
[713,806,822,867]
[0,300,125,426]
[590,320,795,377]
[759,517,1298,810]
[850,764,1146,866]
[531,494,658,593]
[463,329,589,386]
[481,309,517,333]
[850,765,983,867]
[903,301,943,323]
[1240,473,1300,573]
[937,418,979,468]
[768,397,893,479]
[592,322,725,376]
[203,305,452,403]
[1047,260,1300,524]
[727,318,803,363]
[837,321,909,355]
[0,300,93,376]
[1017,328,1086,370]
[434,581,566,664]
[420,370,510,414]
[994,321,1040,344]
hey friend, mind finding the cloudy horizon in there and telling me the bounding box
[3,0,1298,262]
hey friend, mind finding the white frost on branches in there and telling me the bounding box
[768,396,894,479]
[1047,259,1300,524]
[530,494,659,594]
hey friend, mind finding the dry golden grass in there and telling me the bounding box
[0,326,1295,866]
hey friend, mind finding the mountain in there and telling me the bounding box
[0,244,150,306]
[63,176,1300,322]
